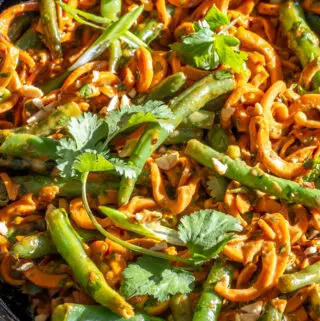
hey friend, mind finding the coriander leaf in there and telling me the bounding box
[170,27,220,71]
[73,152,137,178]
[68,113,108,150]
[105,100,173,142]
[206,174,228,202]
[73,152,115,173]
[56,138,79,178]
[214,35,248,74]
[178,209,242,263]
[204,4,229,31]
[121,256,194,301]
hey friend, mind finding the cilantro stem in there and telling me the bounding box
[81,172,193,265]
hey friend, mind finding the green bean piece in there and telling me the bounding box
[118,71,235,205]
[7,221,46,244]
[11,233,56,259]
[192,261,232,321]
[40,6,144,94]
[182,110,215,129]
[185,139,320,209]
[46,209,134,318]
[109,40,122,73]
[204,93,229,111]
[15,26,43,51]
[8,12,38,42]
[306,12,320,35]
[134,18,164,44]
[278,262,320,293]
[11,175,119,198]
[101,0,122,21]
[13,102,82,136]
[52,303,165,321]
[165,127,204,145]
[38,0,62,57]
[207,127,229,152]
[258,300,283,321]
[133,72,187,105]
[309,284,320,319]
[0,154,55,174]
[99,206,183,245]
[170,294,193,321]
[279,1,320,90]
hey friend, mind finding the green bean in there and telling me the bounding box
[306,12,320,35]
[7,221,46,244]
[47,209,134,318]
[170,294,192,321]
[119,71,235,205]
[280,1,320,90]
[15,26,43,51]
[192,261,233,321]
[182,110,215,129]
[52,303,165,321]
[0,154,55,174]
[207,126,229,152]
[40,6,144,94]
[99,206,183,245]
[101,0,121,21]
[134,18,164,44]
[278,262,320,293]
[185,139,320,210]
[258,300,283,321]
[11,232,56,259]
[164,127,204,145]
[133,72,187,105]
[309,284,320,319]
[10,175,119,198]
[13,101,82,136]
[8,12,38,43]
[109,40,122,73]
[38,0,62,57]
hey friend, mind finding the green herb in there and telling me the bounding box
[206,174,228,202]
[78,84,93,98]
[170,5,247,73]
[204,4,230,31]
[304,157,320,187]
[120,256,195,301]
[178,209,242,263]
[55,101,172,178]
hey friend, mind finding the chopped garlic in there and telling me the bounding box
[150,241,168,251]
[107,95,119,111]
[135,213,144,221]
[155,152,179,170]
[0,221,8,236]
[304,246,317,256]
[92,70,100,82]
[32,98,44,109]
[212,158,228,175]
[121,94,131,107]
[241,301,263,315]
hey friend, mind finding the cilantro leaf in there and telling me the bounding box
[105,100,173,142]
[73,152,115,173]
[68,113,108,150]
[206,174,228,202]
[204,4,229,31]
[170,26,220,71]
[78,84,93,99]
[304,157,320,187]
[178,210,242,263]
[120,256,194,301]
[214,35,248,74]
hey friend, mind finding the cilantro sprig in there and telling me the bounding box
[55,100,173,178]
[120,256,195,301]
[170,4,248,73]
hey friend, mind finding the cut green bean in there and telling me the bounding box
[278,262,320,293]
[119,71,235,205]
[170,294,192,321]
[52,303,165,321]
[185,139,320,208]
[47,209,134,318]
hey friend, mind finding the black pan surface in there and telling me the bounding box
[0,2,34,319]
